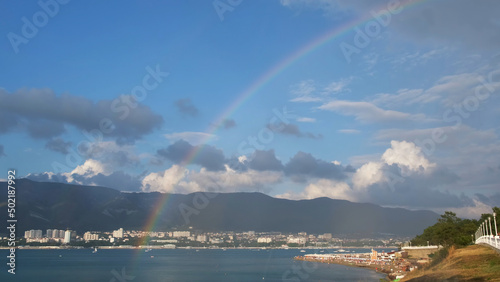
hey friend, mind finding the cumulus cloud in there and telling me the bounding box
[141,164,282,194]
[45,138,72,154]
[381,140,435,173]
[284,151,346,182]
[375,126,500,192]
[141,165,189,193]
[353,140,437,188]
[64,159,111,182]
[26,167,143,192]
[277,140,485,214]
[352,162,385,189]
[174,98,199,117]
[0,88,163,143]
[277,179,355,202]
[247,150,284,171]
[157,140,226,171]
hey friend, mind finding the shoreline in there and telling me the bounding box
[0,245,399,250]
[294,255,411,281]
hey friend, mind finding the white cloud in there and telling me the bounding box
[371,88,436,107]
[277,179,355,202]
[373,70,500,109]
[289,80,321,103]
[338,129,360,134]
[321,77,353,95]
[141,165,283,194]
[63,159,110,183]
[141,165,189,193]
[352,141,435,190]
[238,155,247,163]
[188,166,282,193]
[164,132,217,145]
[290,78,353,103]
[381,140,435,172]
[296,117,316,123]
[318,100,424,123]
[352,162,385,189]
[441,199,493,219]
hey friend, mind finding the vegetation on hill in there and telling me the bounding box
[405,208,500,281]
[411,207,500,248]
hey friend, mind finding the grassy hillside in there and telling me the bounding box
[401,245,500,281]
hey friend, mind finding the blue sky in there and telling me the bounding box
[1,0,500,217]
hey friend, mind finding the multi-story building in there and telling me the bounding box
[58,230,66,238]
[196,235,207,242]
[287,237,307,245]
[63,230,72,244]
[113,228,124,238]
[84,232,99,241]
[24,229,43,239]
[322,233,332,240]
[173,231,190,238]
[257,237,272,243]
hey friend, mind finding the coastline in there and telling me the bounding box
[294,254,412,281]
[0,245,399,250]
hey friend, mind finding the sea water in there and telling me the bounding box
[0,248,388,281]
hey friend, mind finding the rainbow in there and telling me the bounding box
[134,0,430,260]
[179,0,430,167]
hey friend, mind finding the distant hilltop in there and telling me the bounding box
[0,179,438,236]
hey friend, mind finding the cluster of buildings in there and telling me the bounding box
[18,228,404,248]
[24,229,76,244]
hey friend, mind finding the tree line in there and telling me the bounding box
[411,207,500,248]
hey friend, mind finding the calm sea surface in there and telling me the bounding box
[0,248,389,282]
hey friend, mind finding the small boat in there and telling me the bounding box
[92,247,98,253]
[338,242,346,252]
[300,250,306,253]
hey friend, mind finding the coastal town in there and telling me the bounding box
[4,228,432,280]
[3,228,408,249]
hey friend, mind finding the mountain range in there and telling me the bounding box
[0,179,439,237]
